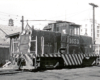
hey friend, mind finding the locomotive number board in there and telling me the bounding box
[69,38,79,45]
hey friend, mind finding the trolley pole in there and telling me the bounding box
[21,16,24,31]
[89,3,98,51]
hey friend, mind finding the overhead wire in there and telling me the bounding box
[66,9,92,22]
[48,8,92,20]
[67,9,92,19]
[0,11,21,17]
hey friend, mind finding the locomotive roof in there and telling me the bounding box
[56,20,72,23]
[48,20,73,25]
[70,23,81,27]
[44,21,81,30]
[48,21,81,26]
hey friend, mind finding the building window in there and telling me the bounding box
[85,24,87,27]
[81,29,82,32]
[85,28,87,32]
[97,26,99,29]
[97,30,99,33]
[97,34,99,37]
[91,29,92,32]
[85,28,87,35]
[91,24,92,28]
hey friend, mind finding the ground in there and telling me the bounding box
[0,66,100,80]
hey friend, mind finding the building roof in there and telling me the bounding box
[6,32,20,38]
[0,25,21,35]
[0,25,21,46]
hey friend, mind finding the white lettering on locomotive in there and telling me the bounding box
[69,38,79,44]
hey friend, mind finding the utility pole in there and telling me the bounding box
[89,3,98,46]
[21,16,24,31]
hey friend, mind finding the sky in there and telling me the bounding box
[0,0,100,29]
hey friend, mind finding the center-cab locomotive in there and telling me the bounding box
[8,21,99,70]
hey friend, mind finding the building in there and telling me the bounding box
[79,19,100,42]
[0,24,21,66]
[80,19,100,54]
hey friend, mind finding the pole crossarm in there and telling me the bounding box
[89,3,98,7]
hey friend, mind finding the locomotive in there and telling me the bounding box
[6,21,99,70]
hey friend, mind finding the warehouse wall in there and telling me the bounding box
[0,47,9,67]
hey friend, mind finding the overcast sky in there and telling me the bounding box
[0,0,100,29]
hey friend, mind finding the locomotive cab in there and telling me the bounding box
[44,21,81,54]
[44,21,80,36]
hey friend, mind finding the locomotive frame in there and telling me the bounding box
[6,21,99,70]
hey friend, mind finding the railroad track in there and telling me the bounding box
[0,69,23,75]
